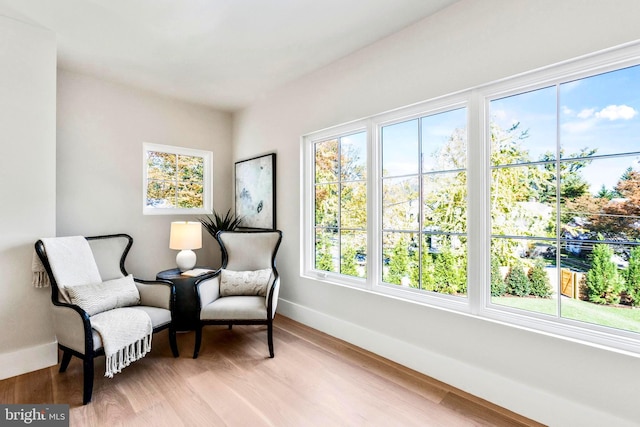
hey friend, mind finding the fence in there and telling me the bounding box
[561,269,584,299]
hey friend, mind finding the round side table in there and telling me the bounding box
[156,268,213,332]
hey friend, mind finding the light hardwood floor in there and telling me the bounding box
[0,316,544,426]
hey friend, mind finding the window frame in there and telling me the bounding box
[476,45,640,354]
[142,142,213,215]
[372,98,471,311]
[302,120,370,289]
[301,40,640,355]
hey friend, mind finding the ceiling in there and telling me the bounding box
[0,0,459,111]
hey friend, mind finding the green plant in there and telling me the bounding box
[316,233,334,272]
[199,208,243,239]
[340,245,359,277]
[505,262,530,297]
[586,243,625,305]
[625,246,640,306]
[528,258,552,298]
[490,257,506,297]
[385,237,410,285]
[433,248,462,295]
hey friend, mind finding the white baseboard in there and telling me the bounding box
[277,298,632,427]
[0,341,57,380]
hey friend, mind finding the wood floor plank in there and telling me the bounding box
[275,316,451,403]
[117,400,185,427]
[0,316,543,426]
[13,367,54,404]
[0,375,16,403]
[188,370,276,426]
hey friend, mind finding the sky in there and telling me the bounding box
[379,64,640,194]
[382,107,466,176]
[491,64,640,193]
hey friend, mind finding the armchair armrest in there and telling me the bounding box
[135,278,174,310]
[266,275,280,319]
[50,302,92,355]
[195,271,221,309]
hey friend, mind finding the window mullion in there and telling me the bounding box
[555,83,562,319]
[468,90,485,315]
[369,120,381,290]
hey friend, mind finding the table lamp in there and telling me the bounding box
[169,221,202,272]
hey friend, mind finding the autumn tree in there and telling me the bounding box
[597,171,640,239]
[146,151,204,208]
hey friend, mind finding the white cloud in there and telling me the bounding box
[595,104,638,121]
[561,106,574,116]
[577,108,595,119]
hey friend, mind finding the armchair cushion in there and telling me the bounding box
[219,268,272,297]
[201,296,267,320]
[67,274,140,315]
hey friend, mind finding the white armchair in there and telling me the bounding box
[193,230,282,358]
[35,234,179,404]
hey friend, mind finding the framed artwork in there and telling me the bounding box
[235,153,276,230]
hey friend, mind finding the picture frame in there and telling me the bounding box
[234,153,276,230]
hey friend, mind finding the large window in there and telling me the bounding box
[381,108,467,296]
[303,42,640,353]
[143,143,213,215]
[314,131,367,278]
[489,65,640,336]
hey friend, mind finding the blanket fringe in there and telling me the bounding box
[104,334,152,378]
[32,251,50,288]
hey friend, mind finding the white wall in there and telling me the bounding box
[0,15,57,378]
[234,1,640,425]
[57,69,233,279]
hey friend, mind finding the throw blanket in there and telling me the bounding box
[40,237,102,303]
[32,251,50,288]
[39,236,152,378]
[91,308,152,378]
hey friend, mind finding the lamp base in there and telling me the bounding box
[176,249,196,272]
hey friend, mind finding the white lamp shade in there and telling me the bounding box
[169,221,202,250]
[170,222,202,272]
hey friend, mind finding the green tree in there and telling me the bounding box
[316,234,335,272]
[586,243,625,304]
[625,246,640,306]
[596,184,618,200]
[539,148,595,206]
[385,237,410,285]
[340,245,359,277]
[432,248,459,294]
[528,258,552,297]
[421,250,436,291]
[423,128,468,234]
[505,262,530,297]
[490,122,552,266]
[491,256,506,297]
